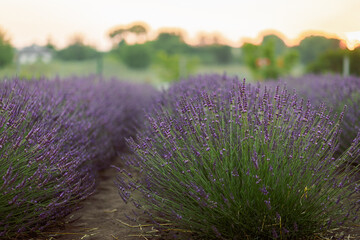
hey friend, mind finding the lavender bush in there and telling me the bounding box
[0,75,158,238]
[157,73,237,111]
[82,77,158,169]
[0,79,95,238]
[276,74,360,157]
[117,76,360,239]
[50,76,159,170]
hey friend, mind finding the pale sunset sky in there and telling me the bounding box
[1,0,360,50]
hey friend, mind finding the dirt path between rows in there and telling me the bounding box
[36,157,162,240]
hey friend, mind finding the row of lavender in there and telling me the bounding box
[277,74,360,157]
[117,74,360,239]
[0,76,157,238]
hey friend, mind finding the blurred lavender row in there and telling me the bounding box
[275,74,360,158]
[0,76,157,238]
[53,76,158,170]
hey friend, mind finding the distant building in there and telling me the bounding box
[17,44,53,64]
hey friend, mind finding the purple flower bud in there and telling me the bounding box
[264,199,271,210]
[294,222,298,232]
[260,186,269,195]
[272,228,278,239]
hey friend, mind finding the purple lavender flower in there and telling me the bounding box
[0,75,158,238]
[115,74,360,239]
[274,74,360,162]
[260,185,269,195]
[272,228,278,239]
[264,199,272,210]
[0,78,96,237]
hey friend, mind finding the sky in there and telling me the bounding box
[1,0,360,50]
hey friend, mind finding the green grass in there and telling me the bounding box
[0,55,303,89]
[0,55,253,85]
[0,55,158,83]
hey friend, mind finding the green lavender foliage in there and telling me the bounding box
[117,76,360,239]
[275,74,360,158]
[0,81,95,238]
[0,76,158,238]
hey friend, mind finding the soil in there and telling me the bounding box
[33,157,159,240]
[28,156,360,240]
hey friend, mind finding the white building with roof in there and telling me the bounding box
[17,44,53,64]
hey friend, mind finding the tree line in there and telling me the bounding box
[1,23,360,80]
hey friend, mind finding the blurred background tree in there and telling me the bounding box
[120,43,152,69]
[242,35,298,80]
[3,20,358,84]
[57,35,98,61]
[202,44,233,64]
[190,33,235,65]
[128,24,148,42]
[154,51,199,82]
[109,22,149,46]
[109,28,127,47]
[296,35,341,65]
[45,36,56,51]
[0,27,14,68]
[109,23,152,69]
[150,31,191,55]
[262,34,287,55]
[307,47,360,76]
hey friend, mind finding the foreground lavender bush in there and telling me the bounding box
[277,74,360,157]
[0,79,95,238]
[0,75,157,238]
[117,77,360,239]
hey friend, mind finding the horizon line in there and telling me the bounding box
[10,25,360,51]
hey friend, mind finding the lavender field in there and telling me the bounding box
[0,74,359,239]
[0,76,158,238]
